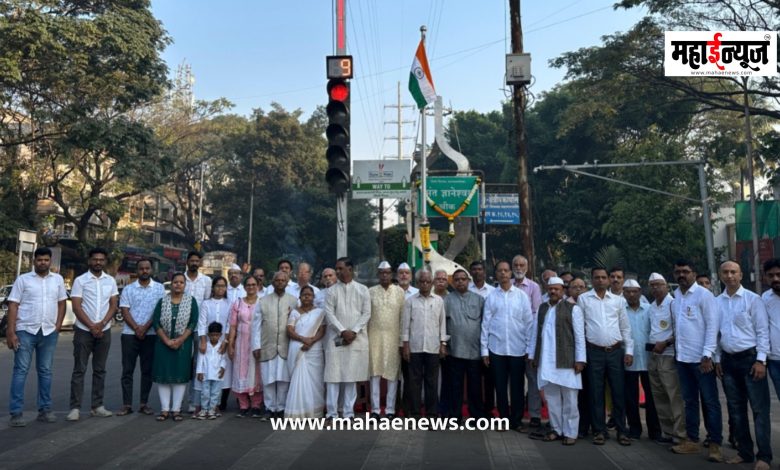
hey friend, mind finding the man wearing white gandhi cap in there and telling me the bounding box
[397,263,419,300]
[227,263,247,304]
[367,261,405,418]
[528,277,586,444]
[646,272,685,444]
[623,279,662,440]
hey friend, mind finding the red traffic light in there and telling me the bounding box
[327,80,349,102]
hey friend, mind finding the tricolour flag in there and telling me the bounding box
[409,40,436,109]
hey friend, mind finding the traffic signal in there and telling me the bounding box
[326,78,350,194]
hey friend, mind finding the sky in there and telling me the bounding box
[151,1,647,162]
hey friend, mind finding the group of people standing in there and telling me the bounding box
[5,247,780,469]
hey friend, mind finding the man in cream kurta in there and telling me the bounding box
[252,271,297,418]
[368,261,405,418]
[324,257,371,419]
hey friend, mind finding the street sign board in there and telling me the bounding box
[482,193,520,225]
[418,176,480,218]
[351,159,411,199]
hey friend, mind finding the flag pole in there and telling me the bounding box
[419,25,430,270]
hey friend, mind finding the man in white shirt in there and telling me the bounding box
[226,263,246,304]
[315,267,336,309]
[67,247,119,421]
[511,255,543,429]
[482,260,535,431]
[646,272,685,444]
[468,260,495,299]
[716,261,771,469]
[6,247,67,427]
[401,270,448,417]
[577,266,633,446]
[397,263,419,299]
[287,262,320,300]
[184,250,212,412]
[117,259,164,417]
[668,259,723,461]
[539,269,557,303]
[184,251,212,306]
[762,258,780,402]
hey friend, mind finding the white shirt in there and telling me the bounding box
[71,271,119,332]
[401,285,419,300]
[315,286,330,309]
[287,282,321,301]
[762,289,780,360]
[184,271,212,305]
[226,284,246,305]
[118,280,164,335]
[481,285,535,357]
[648,294,675,357]
[577,289,634,353]
[718,286,769,362]
[7,271,68,336]
[196,339,226,381]
[468,282,495,299]
[672,282,719,363]
[401,292,448,354]
[198,297,232,337]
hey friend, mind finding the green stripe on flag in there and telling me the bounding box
[408,72,427,109]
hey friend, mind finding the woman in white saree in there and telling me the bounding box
[285,286,327,418]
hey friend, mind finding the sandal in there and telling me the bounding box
[562,437,577,446]
[618,435,631,446]
[592,434,606,445]
[116,406,133,416]
[156,412,169,422]
[172,413,184,422]
[543,431,561,442]
[139,405,154,416]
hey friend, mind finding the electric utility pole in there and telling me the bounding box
[509,0,536,276]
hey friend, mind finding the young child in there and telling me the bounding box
[196,322,226,419]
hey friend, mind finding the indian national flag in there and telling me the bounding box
[409,40,436,109]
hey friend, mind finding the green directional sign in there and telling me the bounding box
[418,176,480,218]
[351,159,411,199]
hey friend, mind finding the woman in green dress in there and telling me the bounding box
[152,272,199,422]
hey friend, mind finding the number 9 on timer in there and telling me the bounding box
[326,55,353,79]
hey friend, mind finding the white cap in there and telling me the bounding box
[378,261,391,269]
[547,276,564,286]
[228,263,241,272]
[623,279,641,289]
[649,272,666,283]
[398,262,411,272]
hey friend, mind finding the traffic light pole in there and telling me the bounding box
[335,0,348,258]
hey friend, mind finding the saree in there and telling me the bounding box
[285,307,326,418]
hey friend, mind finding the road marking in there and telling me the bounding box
[97,417,229,469]
[359,430,426,470]
[483,431,550,470]
[229,429,324,470]
[0,415,136,469]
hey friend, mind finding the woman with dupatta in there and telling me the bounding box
[285,286,327,418]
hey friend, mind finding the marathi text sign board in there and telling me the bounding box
[665,31,778,77]
[352,159,411,199]
[483,193,520,225]
[418,176,480,218]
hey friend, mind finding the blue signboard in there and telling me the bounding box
[483,193,520,225]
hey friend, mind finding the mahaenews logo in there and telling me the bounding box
[664,31,778,77]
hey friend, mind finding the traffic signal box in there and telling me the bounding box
[326,79,350,194]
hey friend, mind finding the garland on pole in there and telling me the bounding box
[419,222,431,263]
[418,177,481,235]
